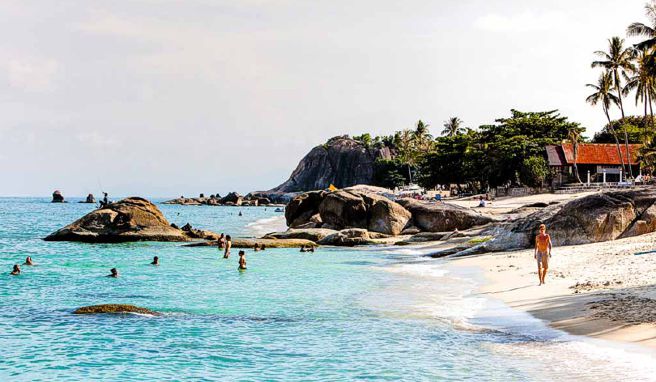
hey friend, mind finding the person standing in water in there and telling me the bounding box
[151,256,159,266]
[238,250,247,270]
[223,235,232,259]
[10,264,21,275]
[534,224,552,285]
[217,233,226,249]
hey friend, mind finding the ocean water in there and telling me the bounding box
[1,197,655,381]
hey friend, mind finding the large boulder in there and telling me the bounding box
[44,197,190,242]
[285,190,327,228]
[484,189,656,251]
[269,135,393,193]
[52,190,65,203]
[318,228,378,246]
[79,193,95,203]
[397,199,495,232]
[264,228,338,242]
[362,193,412,235]
[221,192,243,206]
[319,190,369,229]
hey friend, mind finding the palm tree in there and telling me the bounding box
[586,71,626,173]
[567,128,583,183]
[623,49,656,130]
[442,117,465,137]
[627,1,656,51]
[592,37,636,177]
[413,120,434,151]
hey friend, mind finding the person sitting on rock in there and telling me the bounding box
[217,233,226,249]
[24,256,35,266]
[107,268,119,278]
[99,192,109,208]
[151,256,159,266]
[478,196,486,208]
[223,235,232,259]
[10,264,21,275]
[238,250,247,270]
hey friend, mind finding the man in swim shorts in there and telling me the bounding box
[534,224,552,286]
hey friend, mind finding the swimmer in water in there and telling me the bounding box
[254,244,260,252]
[107,268,119,278]
[217,233,226,250]
[10,264,21,275]
[223,235,232,259]
[151,256,159,266]
[24,256,35,266]
[260,244,266,251]
[238,250,247,270]
[238,211,243,217]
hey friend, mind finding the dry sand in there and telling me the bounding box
[454,233,656,349]
[448,191,597,214]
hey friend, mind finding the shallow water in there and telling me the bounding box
[1,198,654,381]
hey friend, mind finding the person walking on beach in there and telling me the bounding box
[534,224,552,285]
[223,235,232,259]
[238,250,247,270]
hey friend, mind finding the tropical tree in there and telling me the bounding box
[586,71,626,172]
[622,49,656,129]
[413,120,434,151]
[441,117,465,137]
[592,37,636,176]
[627,1,656,51]
[567,127,583,183]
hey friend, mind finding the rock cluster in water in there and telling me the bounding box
[163,192,281,206]
[44,197,191,243]
[52,190,65,203]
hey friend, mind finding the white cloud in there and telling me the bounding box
[6,58,58,92]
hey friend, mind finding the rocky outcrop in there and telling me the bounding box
[81,193,95,203]
[396,199,496,232]
[317,228,379,246]
[264,228,338,242]
[44,197,190,242]
[483,190,656,252]
[185,238,317,248]
[269,136,393,193]
[52,190,65,203]
[285,189,411,235]
[247,191,298,205]
[163,192,281,206]
[73,304,159,315]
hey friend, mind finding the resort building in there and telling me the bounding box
[546,143,642,186]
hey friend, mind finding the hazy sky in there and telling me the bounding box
[0,0,649,197]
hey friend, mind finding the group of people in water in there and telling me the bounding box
[10,256,34,275]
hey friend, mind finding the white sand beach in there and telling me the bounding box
[454,231,656,349]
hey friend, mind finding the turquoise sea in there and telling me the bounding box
[1,197,655,381]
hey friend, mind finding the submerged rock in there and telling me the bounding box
[44,197,190,242]
[52,190,65,203]
[264,228,338,242]
[73,304,159,315]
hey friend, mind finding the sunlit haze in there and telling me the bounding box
[0,0,647,196]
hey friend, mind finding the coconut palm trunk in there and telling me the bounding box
[604,106,626,179]
[614,68,633,178]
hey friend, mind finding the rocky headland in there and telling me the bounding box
[163,192,284,207]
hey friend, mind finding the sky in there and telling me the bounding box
[0,0,650,197]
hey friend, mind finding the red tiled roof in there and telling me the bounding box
[561,143,641,165]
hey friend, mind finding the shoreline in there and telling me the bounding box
[450,234,656,351]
